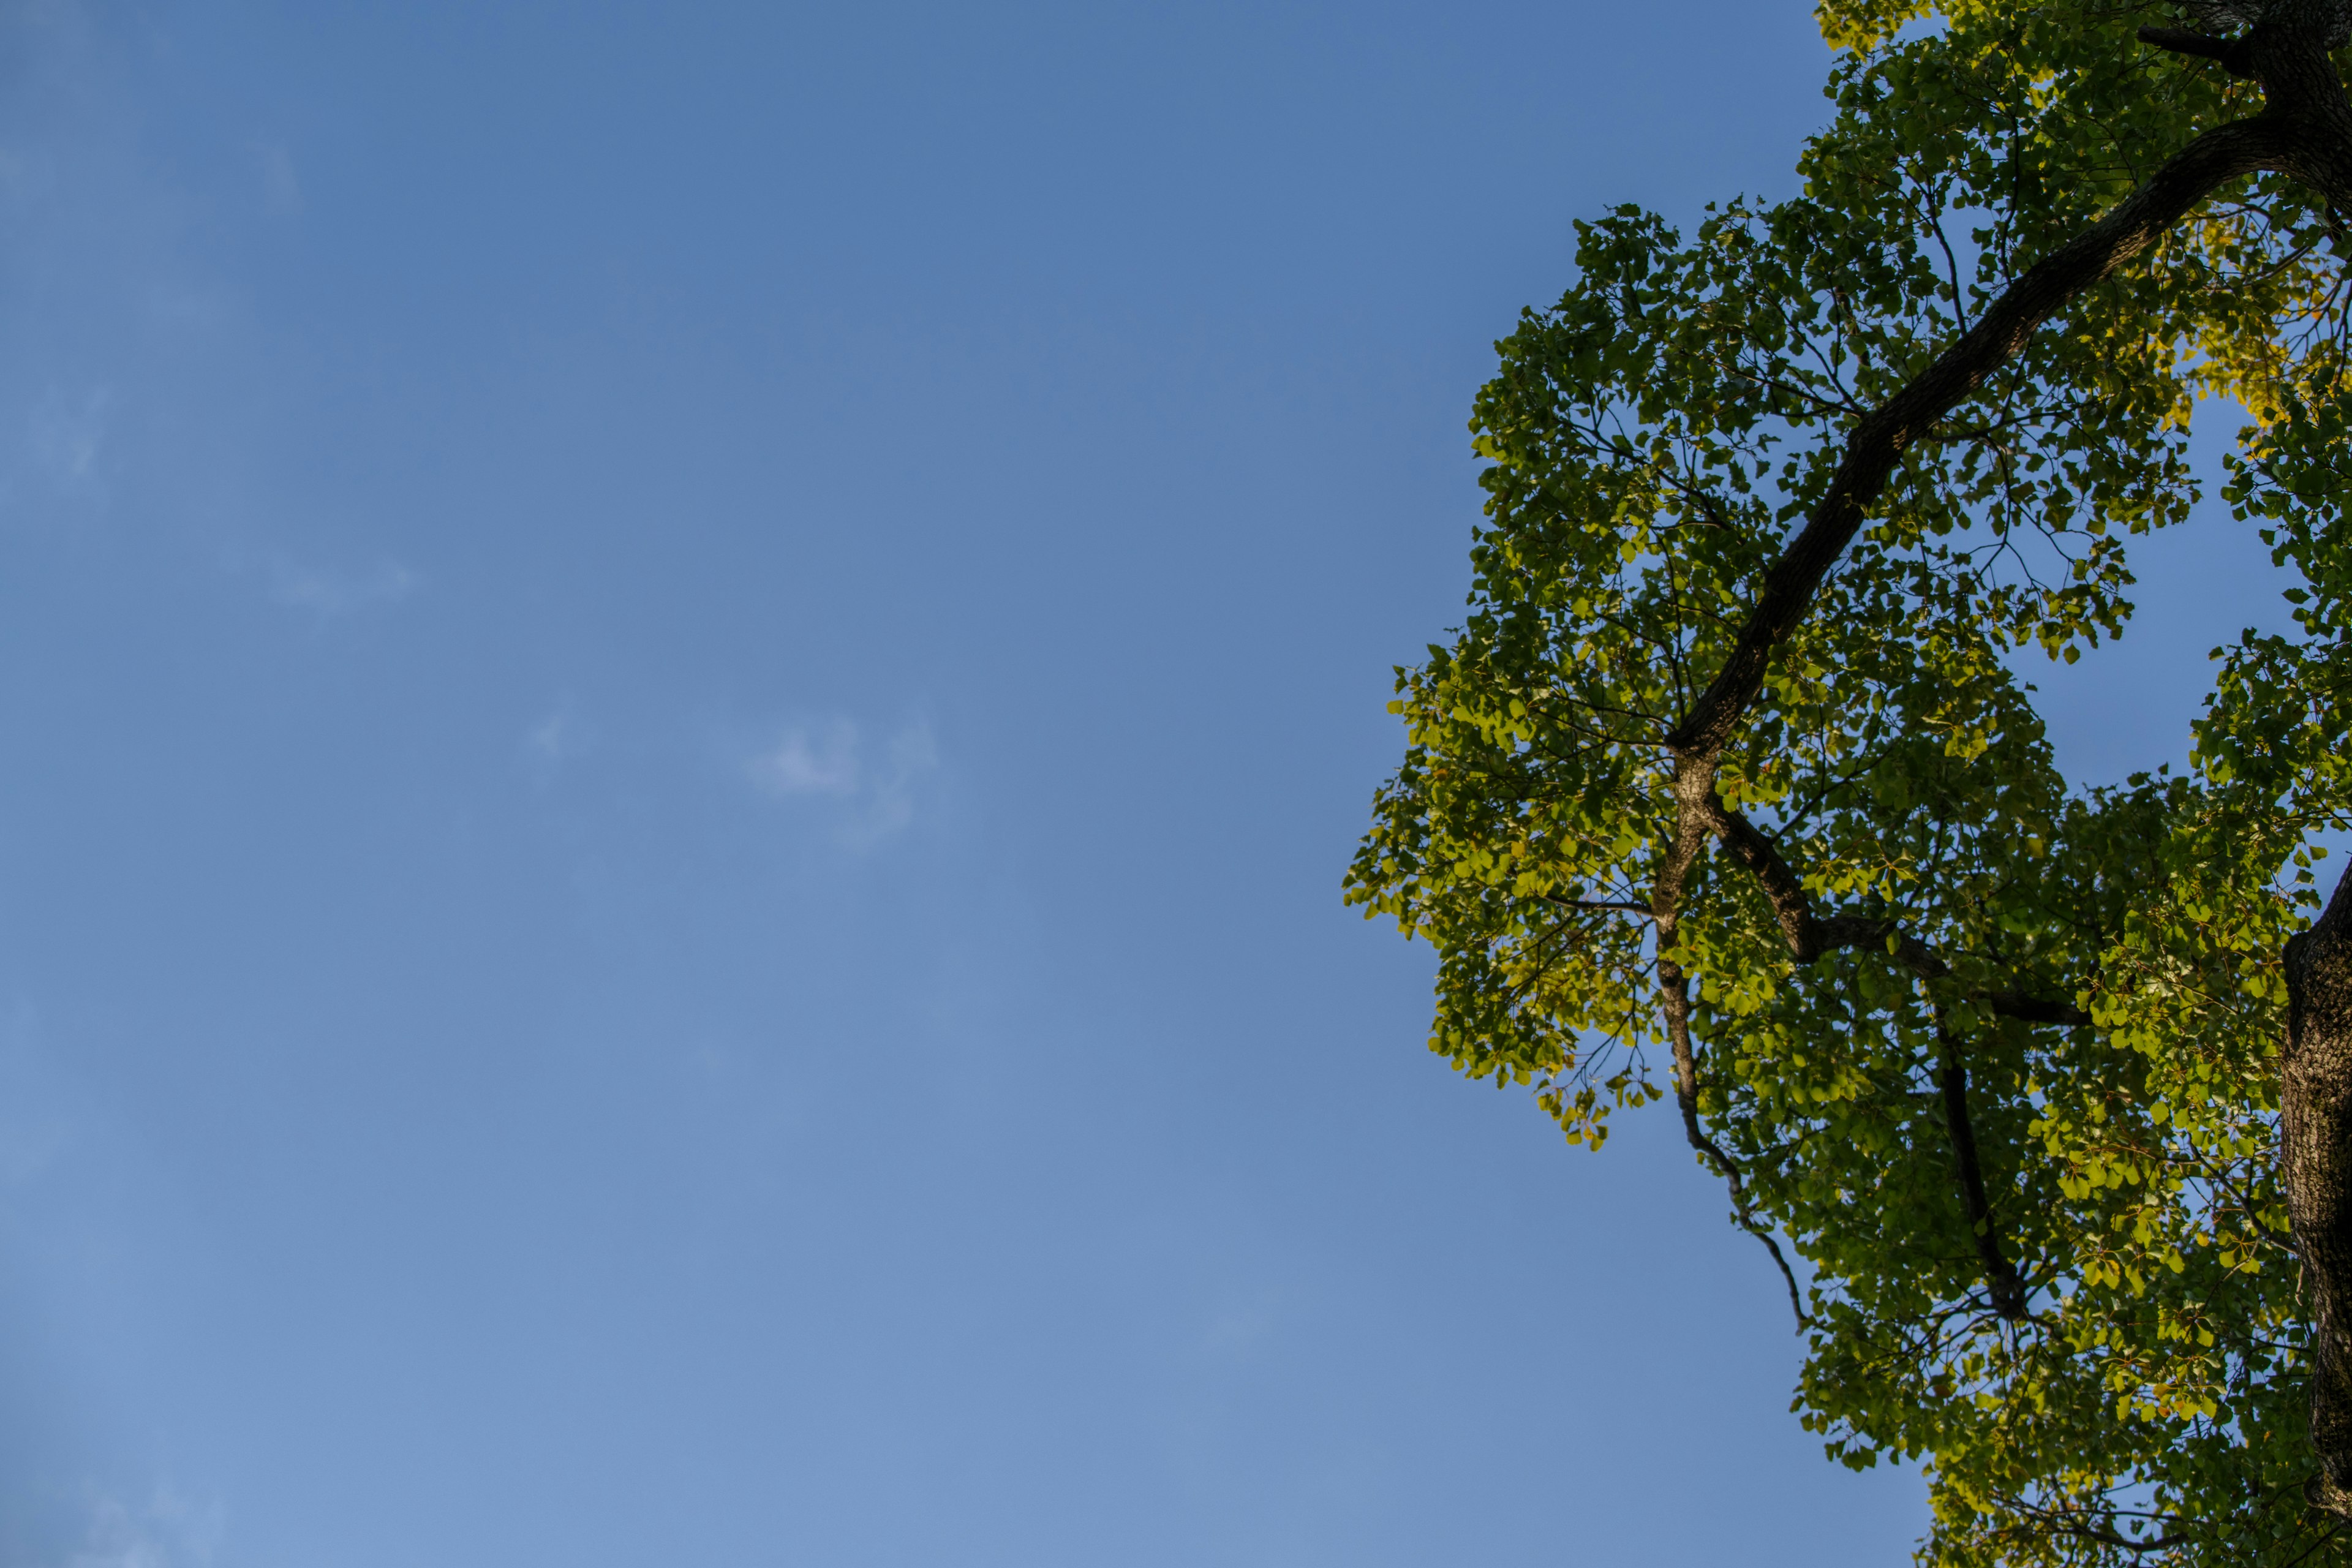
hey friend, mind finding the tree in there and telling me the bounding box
[1348,2,2352,1562]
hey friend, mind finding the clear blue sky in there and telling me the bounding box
[0,4,2301,1565]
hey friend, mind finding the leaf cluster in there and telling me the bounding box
[1349,4,2352,1561]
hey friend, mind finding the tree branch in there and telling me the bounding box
[1664,114,2286,763]
[1659,959,1812,1332]
[1634,66,2289,1355]
[1539,894,1656,917]
[1985,992,2094,1027]
[1649,769,1810,1332]
[1932,1008,2032,1321]
[1702,797,2094,1022]
[1599,9,2352,1518]
[2139,24,2257,76]
[1668,789,2057,1317]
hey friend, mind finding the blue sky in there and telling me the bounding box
[0,3,2305,1565]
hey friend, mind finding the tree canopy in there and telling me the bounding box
[1348,3,2352,1562]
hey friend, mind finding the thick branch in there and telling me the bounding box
[2139,25,2256,75]
[1934,1013,2031,1321]
[1704,798,2093,1022]
[1984,992,2094,1027]
[1700,798,1859,962]
[1702,797,2041,1314]
[1664,115,2286,763]
[1667,792,2056,1316]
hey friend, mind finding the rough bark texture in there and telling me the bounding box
[2289,861,2352,1510]
[1636,9,2352,1507]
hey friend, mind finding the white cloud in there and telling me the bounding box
[28,385,110,495]
[751,720,862,798]
[63,1485,224,1568]
[258,553,418,617]
[526,701,591,764]
[748,718,938,844]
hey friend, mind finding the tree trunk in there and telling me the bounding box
[2286,863,2352,1507]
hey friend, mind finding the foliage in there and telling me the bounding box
[1347,3,2352,1562]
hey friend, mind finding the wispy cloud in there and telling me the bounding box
[751,720,862,798]
[249,140,299,215]
[28,385,111,498]
[257,553,418,618]
[62,1485,224,1568]
[526,703,590,764]
[749,718,938,845]
[522,696,600,784]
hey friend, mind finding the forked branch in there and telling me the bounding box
[1705,796,2092,1023]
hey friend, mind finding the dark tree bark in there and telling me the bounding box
[2289,860,2352,1512]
